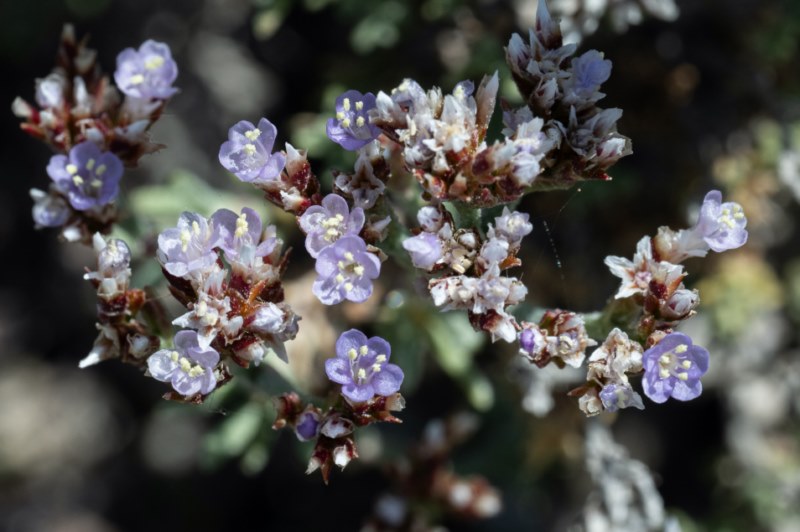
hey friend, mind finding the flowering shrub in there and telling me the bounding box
[12,1,759,529]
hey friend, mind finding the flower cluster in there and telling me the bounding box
[520,310,598,370]
[16,28,179,243]
[407,206,531,342]
[299,193,383,305]
[81,233,159,369]
[152,207,298,399]
[272,329,404,483]
[504,0,631,188]
[219,117,321,215]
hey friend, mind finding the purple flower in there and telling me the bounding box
[312,235,381,305]
[599,384,644,412]
[298,194,365,258]
[46,141,123,211]
[490,207,533,247]
[402,232,442,270]
[568,50,611,98]
[218,118,286,183]
[210,207,276,266]
[694,190,748,253]
[295,410,321,441]
[157,211,221,278]
[147,330,219,397]
[114,40,178,100]
[326,90,381,151]
[325,329,403,403]
[642,332,709,404]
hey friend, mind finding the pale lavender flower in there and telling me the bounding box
[173,269,242,349]
[114,40,178,100]
[599,384,644,412]
[325,329,403,403]
[157,211,221,278]
[218,118,286,183]
[30,188,70,228]
[246,302,299,363]
[46,141,123,211]
[312,235,381,305]
[35,73,66,109]
[298,194,364,258]
[326,90,381,151]
[694,190,748,253]
[489,207,533,248]
[417,206,445,232]
[563,50,611,105]
[642,332,709,403]
[211,207,276,266]
[402,232,442,270]
[147,330,219,397]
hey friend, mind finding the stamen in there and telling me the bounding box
[659,368,670,379]
[335,273,345,284]
[91,179,102,188]
[72,175,84,186]
[375,354,387,363]
[344,282,354,292]
[356,116,365,127]
[674,344,688,354]
[344,252,354,262]
[343,98,351,111]
[243,143,257,156]
[355,101,363,111]
[341,118,351,128]
[145,55,165,70]
[244,129,261,141]
[180,229,191,252]
[371,364,381,373]
[348,348,358,360]
[170,351,180,362]
[677,372,689,381]
[353,265,365,277]
[235,213,249,238]
[336,111,345,120]
[85,158,95,170]
[681,360,692,369]
[188,365,205,377]
[179,358,192,372]
[66,164,78,175]
[195,300,208,317]
[130,74,145,85]
[659,354,671,364]
[357,368,366,381]
[96,164,107,176]
[359,345,368,356]
[192,221,201,235]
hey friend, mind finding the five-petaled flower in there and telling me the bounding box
[114,40,179,100]
[694,189,748,253]
[312,235,381,305]
[147,330,219,397]
[219,118,286,183]
[326,90,381,151]
[642,332,709,403]
[299,193,365,258]
[325,329,403,403]
[46,141,123,211]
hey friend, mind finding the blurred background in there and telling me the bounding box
[1,0,799,530]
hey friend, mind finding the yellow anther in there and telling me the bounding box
[681,360,692,369]
[335,213,344,221]
[355,101,363,111]
[348,348,358,360]
[659,354,671,364]
[454,85,465,98]
[734,211,745,220]
[66,164,78,175]
[659,368,670,379]
[243,143,257,156]
[86,158,95,170]
[337,261,346,270]
[130,74,145,85]
[677,372,689,381]
[235,214,249,238]
[244,128,261,141]
[188,365,205,377]
[344,282,354,292]
[343,98,351,111]
[170,350,180,362]
[192,220,201,234]
[326,228,338,236]
[674,344,688,354]
[359,345,368,356]
[344,252,354,262]
[353,265,365,277]
[180,229,191,252]
[145,55,165,70]
[356,116,365,127]
[372,364,381,373]
[179,358,192,372]
[195,300,208,317]
[96,164,107,176]
[91,179,102,188]
[335,274,345,284]
[336,111,345,120]
[357,368,366,380]
[375,354,387,363]
[72,175,84,186]
[341,118,351,128]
